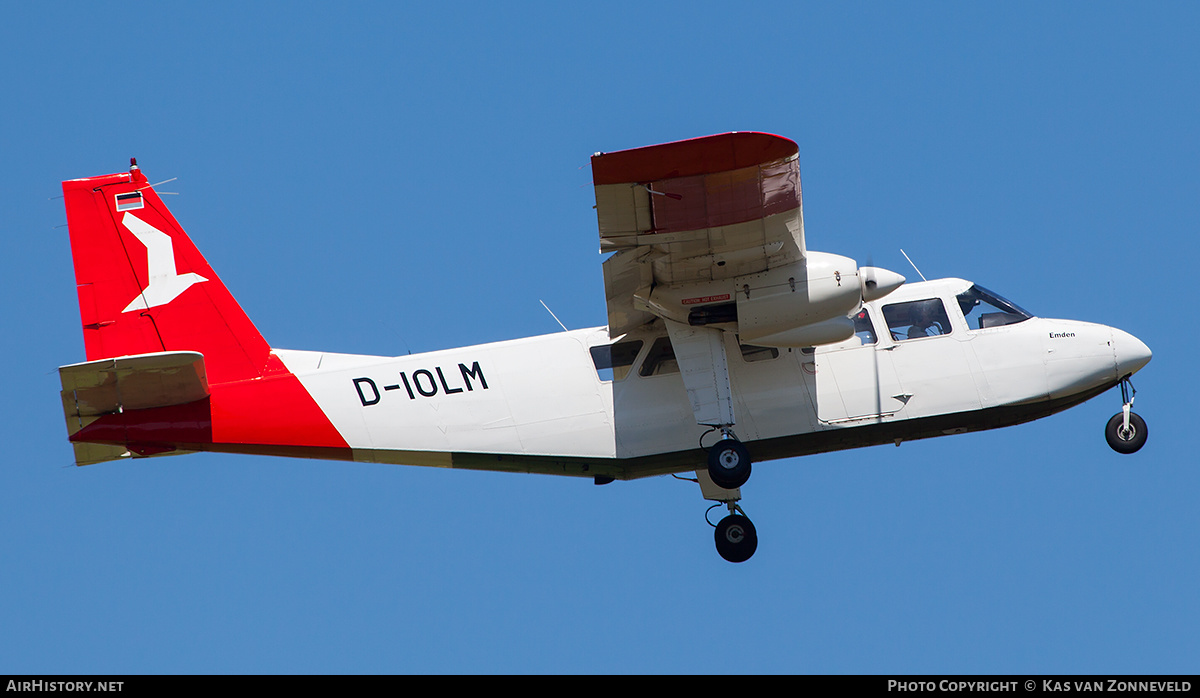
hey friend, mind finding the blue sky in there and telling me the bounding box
[2,2,1197,673]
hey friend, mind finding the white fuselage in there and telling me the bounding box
[273,278,1149,478]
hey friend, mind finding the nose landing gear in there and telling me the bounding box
[1105,377,1147,454]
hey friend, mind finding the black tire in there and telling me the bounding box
[1105,412,1148,454]
[714,514,758,563]
[707,439,752,489]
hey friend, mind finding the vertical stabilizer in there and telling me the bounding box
[62,162,280,385]
[60,162,351,461]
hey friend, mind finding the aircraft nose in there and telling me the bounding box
[1112,328,1152,377]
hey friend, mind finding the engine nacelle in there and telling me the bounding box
[735,252,861,346]
[746,315,855,348]
[639,252,903,348]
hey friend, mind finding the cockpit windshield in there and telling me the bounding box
[956,285,1034,330]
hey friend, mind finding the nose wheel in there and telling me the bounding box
[1106,377,1148,454]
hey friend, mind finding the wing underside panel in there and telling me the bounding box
[591,132,806,337]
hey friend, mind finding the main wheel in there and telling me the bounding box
[714,514,758,563]
[1105,411,1148,454]
[707,439,751,489]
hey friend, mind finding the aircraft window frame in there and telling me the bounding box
[639,336,681,377]
[814,309,880,354]
[882,298,953,342]
[956,285,1034,330]
[589,340,644,382]
[853,308,878,346]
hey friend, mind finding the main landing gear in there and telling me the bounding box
[658,321,757,560]
[698,432,758,562]
[1105,377,1148,454]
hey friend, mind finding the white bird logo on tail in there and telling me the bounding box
[121,212,208,313]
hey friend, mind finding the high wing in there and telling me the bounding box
[592,132,805,337]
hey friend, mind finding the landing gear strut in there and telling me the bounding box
[1105,377,1147,454]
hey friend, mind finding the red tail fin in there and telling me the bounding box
[63,162,280,385]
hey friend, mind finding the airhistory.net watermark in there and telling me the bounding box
[5,681,123,692]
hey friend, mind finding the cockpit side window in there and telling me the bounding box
[883,299,952,341]
[853,308,877,345]
[590,340,644,382]
[956,285,1034,330]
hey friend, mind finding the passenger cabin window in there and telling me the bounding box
[853,309,877,345]
[734,345,782,366]
[956,285,1034,330]
[739,343,779,363]
[639,336,680,377]
[590,340,643,382]
[883,299,952,341]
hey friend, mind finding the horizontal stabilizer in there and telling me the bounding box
[59,351,208,465]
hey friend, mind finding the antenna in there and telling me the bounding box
[900,249,928,282]
[539,300,569,332]
[138,177,180,194]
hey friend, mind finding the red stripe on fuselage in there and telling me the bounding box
[209,356,349,450]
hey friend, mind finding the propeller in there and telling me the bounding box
[856,254,906,423]
[859,266,906,302]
